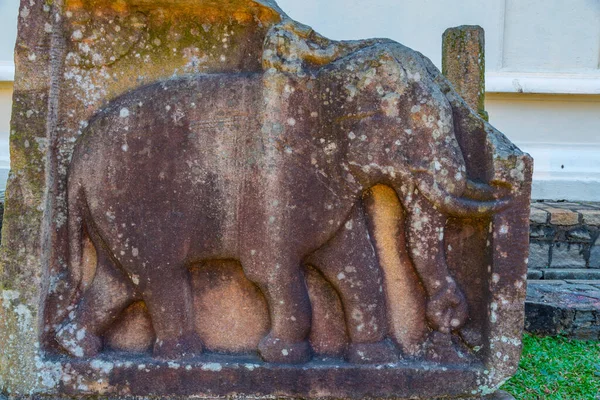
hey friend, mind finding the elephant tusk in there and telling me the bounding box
[463,179,510,201]
[413,174,512,218]
[441,195,512,218]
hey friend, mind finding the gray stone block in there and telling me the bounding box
[528,242,550,269]
[529,208,548,224]
[527,270,543,279]
[566,228,592,242]
[529,226,554,240]
[529,226,544,239]
[550,243,586,268]
[580,210,600,226]
[543,269,600,280]
[590,243,600,269]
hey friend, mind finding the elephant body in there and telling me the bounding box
[57,35,509,362]
[60,71,388,362]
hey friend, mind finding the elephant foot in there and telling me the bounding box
[258,333,311,364]
[423,331,473,363]
[55,322,102,358]
[346,340,399,364]
[153,332,203,360]
[459,326,484,349]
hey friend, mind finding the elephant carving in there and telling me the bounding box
[55,21,511,363]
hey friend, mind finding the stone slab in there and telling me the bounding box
[543,269,600,280]
[30,357,490,398]
[0,391,515,400]
[527,279,567,285]
[525,281,600,340]
[1,1,532,398]
[564,279,600,286]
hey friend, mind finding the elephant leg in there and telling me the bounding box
[307,203,398,363]
[56,251,138,357]
[312,263,397,364]
[242,254,312,363]
[143,268,202,360]
[404,192,468,336]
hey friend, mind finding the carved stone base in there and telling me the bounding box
[0,389,516,400]
[41,355,493,398]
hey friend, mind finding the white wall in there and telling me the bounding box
[0,0,599,199]
[0,0,18,80]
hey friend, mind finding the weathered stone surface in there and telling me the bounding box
[589,236,600,268]
[527,270,543,279]
[528,226,546,239]
[550,243,586,268]
[525,280,600,340]
[529,208,548,224]
[580,209,600,226]
[566,228,592,242]
[564,279,600,285]
[591,242,600,268]
[543,269,600,280]
[546,207,579,226]
[483,391,516,400]
[526,201,600,274]
[528,242,550,269]
[442,26,487,120]
[1,1,532,399]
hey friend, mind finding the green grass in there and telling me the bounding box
[501,334,600,399]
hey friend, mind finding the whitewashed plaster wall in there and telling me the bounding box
[0,0,599,200]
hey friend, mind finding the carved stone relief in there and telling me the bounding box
[1,0,532,398]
